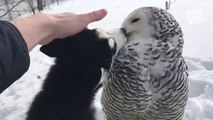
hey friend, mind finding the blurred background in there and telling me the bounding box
[0,0,65,20]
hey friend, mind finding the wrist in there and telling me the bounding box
[35,14,59,44]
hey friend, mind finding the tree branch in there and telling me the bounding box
[0,0,24,18]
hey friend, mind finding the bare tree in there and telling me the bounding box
[37,0,43,11]
[0,0,36,19]
[26,0,36,14]
[0,0,24,19]
[0,0,63,20]
[4,0,12,19]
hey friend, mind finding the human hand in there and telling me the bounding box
[11,9,107,51]
[44,9,108,44]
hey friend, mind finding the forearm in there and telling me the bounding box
[10,14,56,51]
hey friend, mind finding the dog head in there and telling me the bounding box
[40,28,126,70]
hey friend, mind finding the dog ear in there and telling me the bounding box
[40,41,59,57]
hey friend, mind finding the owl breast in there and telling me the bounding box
[101,40,188,120]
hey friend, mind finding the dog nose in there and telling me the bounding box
[120,28,127,37]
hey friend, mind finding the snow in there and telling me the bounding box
[0,0,213,120]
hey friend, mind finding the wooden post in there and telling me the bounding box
[165,0,171,10]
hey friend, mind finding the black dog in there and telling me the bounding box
[26,29,119,120]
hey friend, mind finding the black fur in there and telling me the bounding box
[26,29,116,120]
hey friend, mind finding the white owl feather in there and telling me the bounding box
[101,7,188,120]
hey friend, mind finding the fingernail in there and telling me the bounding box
[100,9,107,15]
[96,9,107,16]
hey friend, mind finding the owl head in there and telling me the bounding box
[122,7,184,52]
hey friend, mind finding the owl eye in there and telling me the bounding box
[131,18,140,23]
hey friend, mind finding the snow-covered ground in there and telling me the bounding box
[0,0,213,120]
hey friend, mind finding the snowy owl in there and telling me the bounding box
[101,7,188,120]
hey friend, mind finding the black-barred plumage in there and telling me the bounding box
[101,7,188,120]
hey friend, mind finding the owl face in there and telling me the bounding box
[122,8,154,40]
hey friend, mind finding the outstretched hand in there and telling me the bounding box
[49,9,108,41]
[11,9,108,51]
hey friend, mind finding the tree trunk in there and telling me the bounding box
[37,0,43,11]
[26,0,36,14]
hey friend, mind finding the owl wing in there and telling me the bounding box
[141,43,188,119]
[102,46,153,119]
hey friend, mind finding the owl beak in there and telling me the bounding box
[121,27,133,39]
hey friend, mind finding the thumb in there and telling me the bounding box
[80,9,107,24]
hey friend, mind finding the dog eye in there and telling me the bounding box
[131,18,140,23]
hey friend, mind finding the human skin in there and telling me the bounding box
[10,9,107,51]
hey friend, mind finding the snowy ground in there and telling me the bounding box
[0,0,213,120]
